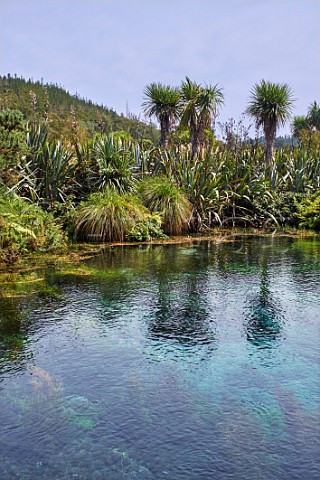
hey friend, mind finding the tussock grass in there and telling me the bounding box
[137,176,191,235]
[74,188,148,242]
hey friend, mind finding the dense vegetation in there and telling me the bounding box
[0,75,319,264]
[0,75,159,144]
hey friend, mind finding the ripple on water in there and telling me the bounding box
[0,237,319,479]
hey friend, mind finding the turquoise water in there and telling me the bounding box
[0,236,319,479]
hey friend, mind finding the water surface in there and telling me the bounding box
[0,236,319,479]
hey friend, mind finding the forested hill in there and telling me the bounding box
[0,74,159,143]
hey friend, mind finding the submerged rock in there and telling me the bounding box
[62,395,99,430]
[110,448,153,479]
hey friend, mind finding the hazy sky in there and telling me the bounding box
[1,0,319,135]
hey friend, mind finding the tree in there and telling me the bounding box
[292,101,320,148]
[180,77,224,157]
[0,109,28,186]
[246,80,294,166]
[180,77,201,156]
[292,115,310,139]
[307,101,320,130]
[195,84,224,156]
[142,83,180,149]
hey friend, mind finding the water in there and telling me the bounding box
[0,236,319,480]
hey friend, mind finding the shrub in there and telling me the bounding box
[20,126,75,206]
[297,192,320,231]
[91,135,135,193]
[0,109,29,187]
[137,176,191,235]
[73,188,149,242]
[0,192,66,258]
[128,213,167,241]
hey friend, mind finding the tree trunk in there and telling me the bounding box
[265,136,273,167]
[264,122,276,167]
[191,135,199,159]
[192,117,206,159]
[160,119,169,149]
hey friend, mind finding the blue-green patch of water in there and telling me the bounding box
[0,236,319,479]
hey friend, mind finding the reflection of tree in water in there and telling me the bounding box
[0,298,32,374]
[148,272,216,349]
[245,268,283,348]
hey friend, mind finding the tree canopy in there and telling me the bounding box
[246,80,294,164]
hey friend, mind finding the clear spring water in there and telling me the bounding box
[0,236,319,480]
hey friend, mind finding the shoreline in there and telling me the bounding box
[1,228,319,274]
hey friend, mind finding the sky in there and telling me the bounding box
[1,0,319,136]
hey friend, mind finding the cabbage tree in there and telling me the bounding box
[142,83,180,149]
[180,78,224,157]
[195,84,224,156]
[246,80,294,166]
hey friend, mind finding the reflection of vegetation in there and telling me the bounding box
[0,271,64,374]
[245,268,282,348]
[1,236,319,368]
[1,333,25,349]
[0,298,31,367]
[147,248,216,349]
[149,286,213,347]
[0,268,62,298]
[0,237,319,480]
[290,237,320,268]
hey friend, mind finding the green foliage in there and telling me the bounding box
[292,101,320,149]
[1,333,25,350]
[0,75,159,144]
[297,192,320,231]
[73,189,148,242]
[195,83,224,153]
[142,83,181,148]
[246,80,294,130]
[15,124,76,206]
[179,76,224,157]
[292,115,310,139]
[137,176,191,235]
[1,74,320,257]
[144,76,225,157]
[246,80,294,165]
[147,147,270,228]
[146,144,319,229]
[252,191,304,228]
[0,192,66,259]
[91,134,135,193]
[0,109,29,186]
[128,213,167,241]
[307,101,320,130]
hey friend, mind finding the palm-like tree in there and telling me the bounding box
[308,101,320,130]
[180,77,201,156]
[292,101,320,147]
[180,77,224,157]
[195,84,224,155]
[246,80,294,165]
[292,115,310,139]
[142,83,180,149]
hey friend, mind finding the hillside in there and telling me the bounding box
[0,74,159,143]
